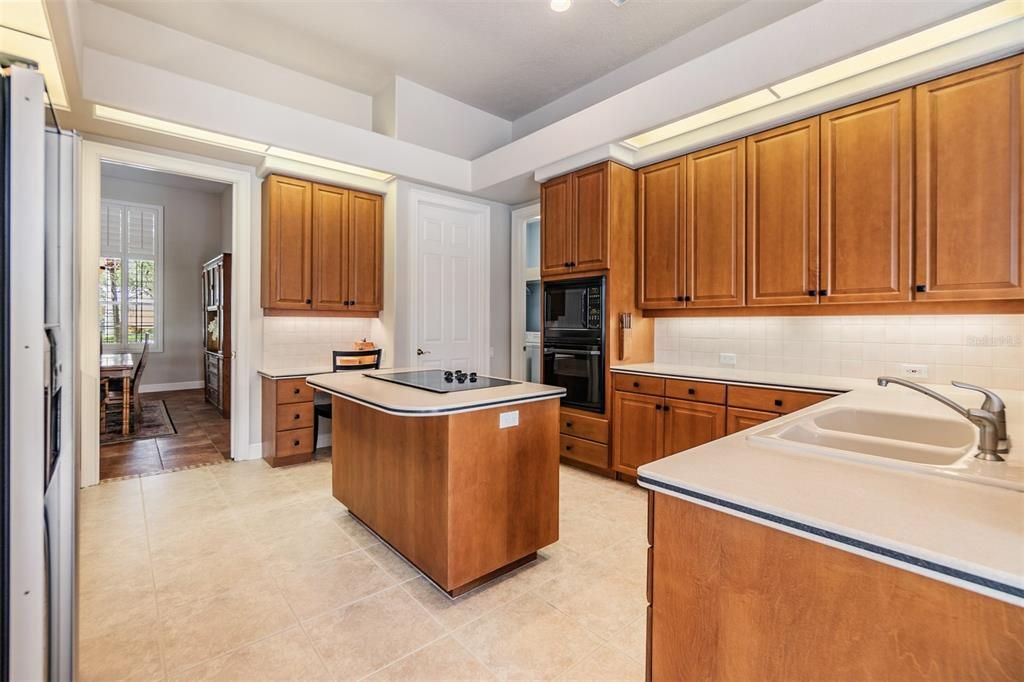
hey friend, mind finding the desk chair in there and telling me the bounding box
[312,349,383,450]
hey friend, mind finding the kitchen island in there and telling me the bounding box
[307,369,566,596]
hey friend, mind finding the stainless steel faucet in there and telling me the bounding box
[876,377,1008,462]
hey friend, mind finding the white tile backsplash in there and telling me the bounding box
[262,316,375,370]
[653,315,1024,390]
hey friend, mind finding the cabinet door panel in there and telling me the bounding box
[262,175,312,309]
[311,183,349,310]
[663,399,726,457]
[638,159,685,309]
[747,118,820,306]
[821,91,912,303]
[726,407,778,435]
[915,55,1024,301]
[573,163,609,272]
[687,140,745,307]
[612,391,663,476]
[541,174,573,277]
[347,191,384,312]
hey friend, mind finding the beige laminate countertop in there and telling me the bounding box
[632,366,1024,605]
[306,369,565,416]
[258,366,333,379]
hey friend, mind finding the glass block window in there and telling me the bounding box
[99,200,162,351]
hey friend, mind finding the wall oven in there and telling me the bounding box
[543,276,605,413]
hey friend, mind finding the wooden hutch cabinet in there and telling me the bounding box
[261,174,383,315]
[202,253,231,417]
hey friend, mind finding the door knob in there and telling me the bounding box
[417,348,430,356]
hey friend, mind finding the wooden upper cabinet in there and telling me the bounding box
[820,90,913,303]
[747,118,820,306]
[572,163,609,272]
[687,140,746,308]
[612,390,663,475]
[262,175,312,310]
[662,399,725,457]
[262,174,382,316]
[638,159,686,309]
[311,183,349,311]
[914,55,1024,301]
[541,174,572,277]
[347,191,384,312]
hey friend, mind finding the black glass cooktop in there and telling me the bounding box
[367,369,518,394]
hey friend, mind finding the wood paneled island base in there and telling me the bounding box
[331,395,560,596]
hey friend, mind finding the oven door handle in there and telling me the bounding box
[544,347,601,355]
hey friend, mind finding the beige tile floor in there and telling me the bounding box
[79,457,649,681]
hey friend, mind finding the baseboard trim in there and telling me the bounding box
[139,380,204,393]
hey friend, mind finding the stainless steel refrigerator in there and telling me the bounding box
[2,60,77,681]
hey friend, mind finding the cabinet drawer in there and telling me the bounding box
[665,378,726,404]
[276,378,314,404]
[613,373,666,396]
[728,385,832,414]
[560,410,608,444]
[559,434,609,468]
[276,402,314,431]
[275,427,314,457]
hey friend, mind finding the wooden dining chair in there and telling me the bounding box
[103,333,151,432]
[312,349,382,448]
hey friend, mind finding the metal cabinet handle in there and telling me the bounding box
[292,439,300,447]
[687,388,695,395]
[293,388,301,394]
[774,399,783,407]
[293,413,300,420]
[633,381,640,388]
[565,421,573,427]
[565,444,573,451]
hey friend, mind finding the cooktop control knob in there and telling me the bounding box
[443,370,454,383]
[469,372,478,382]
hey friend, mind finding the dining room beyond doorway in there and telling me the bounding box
[98,163,233,480]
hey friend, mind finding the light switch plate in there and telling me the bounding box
[719,353,737,367]
[499,411,519,429]
[901,363,929,379]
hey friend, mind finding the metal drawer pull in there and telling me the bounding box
[774,399,783,407]
[293,413,300,420]
[292,439,300,447]
[687,388,695,395]
[293,388,301,394]
[565,421,573,427]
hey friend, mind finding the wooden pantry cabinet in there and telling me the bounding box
[540,161,634,277]
[262,174,383,315]
[914,55,1024,301]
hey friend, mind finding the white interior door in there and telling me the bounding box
[414,199,488,372]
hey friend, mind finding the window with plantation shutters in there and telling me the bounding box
[99,200,163,351]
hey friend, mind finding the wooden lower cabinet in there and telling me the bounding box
[261,376,315,467]
[663,399,726,456]
[612,392,663,475]
[648,493,1023,680]
[612,375,838,476]
[559,407,610,470]
[725,406,779,434]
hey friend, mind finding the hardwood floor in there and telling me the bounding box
[100,389,232,480]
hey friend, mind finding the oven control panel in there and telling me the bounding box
[587,287,602,329]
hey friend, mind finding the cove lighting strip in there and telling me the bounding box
[93,104,394,180]
[624,0,1024,149]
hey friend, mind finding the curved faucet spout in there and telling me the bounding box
[876,376,968,419]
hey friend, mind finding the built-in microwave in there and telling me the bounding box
[543,276,604,337]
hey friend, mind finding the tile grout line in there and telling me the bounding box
[137,476,171,681]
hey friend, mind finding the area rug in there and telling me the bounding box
[100,400,177,444]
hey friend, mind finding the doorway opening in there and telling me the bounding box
[510,204,541,382]
[97,163,233,480]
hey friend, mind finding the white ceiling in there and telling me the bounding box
[90,0,745,121]
[101,162,231,194]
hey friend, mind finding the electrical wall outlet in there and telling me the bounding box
[719,352,737,367]
[901,363,929,379]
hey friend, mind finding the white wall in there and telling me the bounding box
[393,180,511,375]
[391,77,512,159]
[654,315,1024,391]
[101,174,230,388]
[219,187,232,253]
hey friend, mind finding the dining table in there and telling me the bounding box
[100,352,134,435]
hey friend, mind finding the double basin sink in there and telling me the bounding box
[749,406,1022,491]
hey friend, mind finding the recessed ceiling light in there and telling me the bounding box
[550,0,572,13]
[93,105,269,152]
[771,0,1024,98]
[623,90,778,149]
[265,147,394,181]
